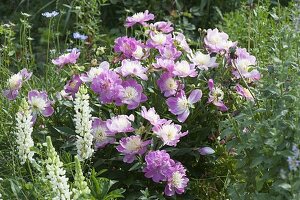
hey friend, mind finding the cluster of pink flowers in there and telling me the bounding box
[143,150,189,196]
[4,10,261,198]
[3,69,54,123]
[48,10,260,197]
[52,48,80,68]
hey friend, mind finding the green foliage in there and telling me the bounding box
[221,1,300,199]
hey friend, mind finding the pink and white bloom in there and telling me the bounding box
[173,60,197,78]
[152,58,174,70]
[114,36,138,58]
[204,28,231,53]
[153,120,188,146]
[125,10,154,27]
[64,74,83,98]
[52,48,80,68]
[92,118,115,149]
[232,48,260,82]
[158,45,182,60]
[164,162,189,196]
[188,51,218,70]
[91,69,123,104]
[147,32,173,48]
[3,68,32,100]
[116,135,151,163]
[152,21,174,33]
[207,79,228,111]
[173,32,191,53]
[132,44,149,60]
[28,90,54,118]
[166,89,202,122]
[141,106,167,126]
[115,59,148,80]
[106,114,135,135]
[116,79,147,110]
[235,84,254,101]
[157,73,181,97]
[80,61,109,83]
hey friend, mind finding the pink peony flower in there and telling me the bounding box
[164,162,189,196]
[232,48,260,82]
[188,51,218,70]
[204,28,233,53]
[172,60,197,78]
[152,58,174,70]
[115,59,148,80]
[166,89,202,122]
[3,68,32,100]
[28,90,54,119]
[147,32,173,48]
[157,72,181,97]
[116,79,147,110]
[207,79,228,111]
[116,135,151,163]
[92,118,115,149]
[152,120,188,146]
[80,61,109,83]
[152,21,174,33]
[143,150,175,183]
[158,45,182,60]
[64,74,83,98]
[106,114,135,135]
[91,69,123,104]
[114,36,138,58]
[125,10,155,28]
[52,48,80,68]
[173,32,191,53]
[141,106,167,126]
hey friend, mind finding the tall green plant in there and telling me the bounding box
[221,1,300,199]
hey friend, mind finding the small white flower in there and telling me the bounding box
[42,11,59,18]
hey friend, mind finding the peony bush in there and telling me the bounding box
[3,9,260,198]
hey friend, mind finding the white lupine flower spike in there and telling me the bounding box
[72,156,91,199]
[45,136,72,200]
[15,99,35,165]
[74,86,94,160]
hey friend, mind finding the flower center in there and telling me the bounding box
[194,53,210,65]
[175,64,190,74]
[165,78,177,90]
[172,171,183,188]
[94,127,107,142]
[162,125,177,141]
[126,138,141,152]
[177,98,189,110]
[212,87,224,101]
[210,35,222,45]
[9,74,22,89]
[124,87,138,100]
[31,97,47,111]
[152,33,166,45]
